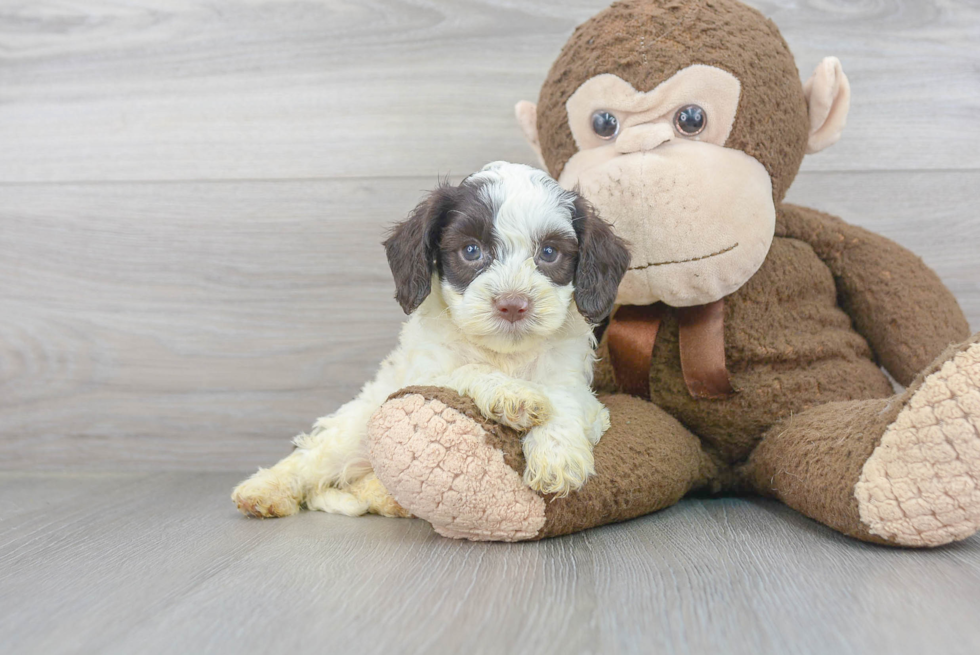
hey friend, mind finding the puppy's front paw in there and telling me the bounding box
[483,381,553,431]
[232,469,301,518]
[522,424,596,496]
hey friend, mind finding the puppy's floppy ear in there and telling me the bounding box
[384,184,457,314]
[571,195,630,323]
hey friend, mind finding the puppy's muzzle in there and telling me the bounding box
[493,293,532,323]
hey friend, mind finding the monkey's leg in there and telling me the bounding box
[741,334,980,547]
[367,387,718,541]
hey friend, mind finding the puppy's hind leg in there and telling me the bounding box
[306,473,410,518]
[232,397,376,518]
[232,448,307,518]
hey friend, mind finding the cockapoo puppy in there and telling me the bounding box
[232,162,630,519]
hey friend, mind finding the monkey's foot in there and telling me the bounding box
[856,337,980,547]
[367,387,547,541]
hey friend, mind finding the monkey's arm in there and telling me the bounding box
[777,203,970,386]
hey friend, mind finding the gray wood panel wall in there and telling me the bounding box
[2,0,979,471]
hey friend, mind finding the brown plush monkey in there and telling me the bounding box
[368,0,980,546]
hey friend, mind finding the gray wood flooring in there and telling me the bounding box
[3,473,980,655]
[2,1,980,653]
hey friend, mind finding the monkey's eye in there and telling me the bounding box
[462,243,483,262]
[539,245,560,263]
[591,111,619,139]
[673,105,706,136]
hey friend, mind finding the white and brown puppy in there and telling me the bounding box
[232,162,629,519]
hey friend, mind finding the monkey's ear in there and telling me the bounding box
[803,57,851,154]
[515,101,546,167]
[383,185,456,314]
[571,196,631,324]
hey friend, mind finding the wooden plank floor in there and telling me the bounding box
[2,472,980,655]
[2,1,980,653]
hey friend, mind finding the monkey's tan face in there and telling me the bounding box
[554,66,776,308]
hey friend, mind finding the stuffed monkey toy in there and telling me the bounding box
[367,0,980,546]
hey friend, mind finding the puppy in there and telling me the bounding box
[232,162,630,519]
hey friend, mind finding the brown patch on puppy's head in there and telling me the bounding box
[436,186,497,294]
[536,0,810,203]
[385,164,630,336]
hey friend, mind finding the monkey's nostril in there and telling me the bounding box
[493,294,532,323]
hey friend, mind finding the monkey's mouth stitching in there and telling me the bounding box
[628,243,739,271]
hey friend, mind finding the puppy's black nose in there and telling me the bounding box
[493,294,531,323]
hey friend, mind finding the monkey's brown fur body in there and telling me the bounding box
[366,0,980,546]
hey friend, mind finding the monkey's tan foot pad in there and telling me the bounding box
[856,338,980,547]
[367,386,546,541]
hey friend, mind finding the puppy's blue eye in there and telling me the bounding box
[462,244,482,262]
[539,245,559,263]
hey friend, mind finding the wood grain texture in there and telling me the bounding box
[2,172,978,471]
[0,0,979,183]
[0,178,409,469]
[1,472,979,655]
